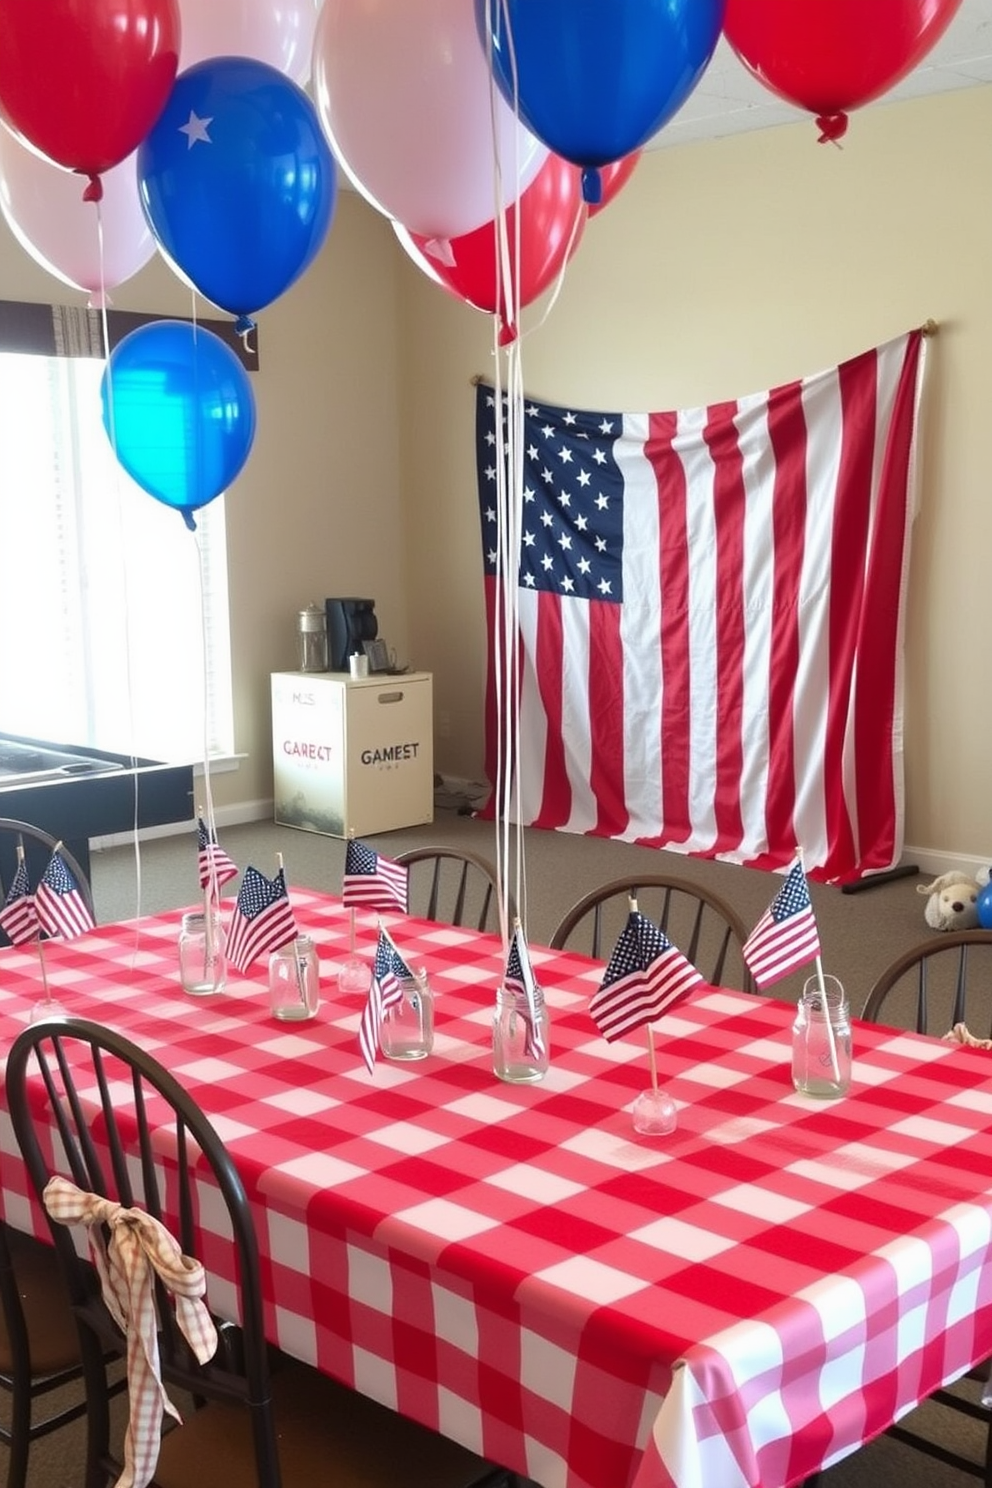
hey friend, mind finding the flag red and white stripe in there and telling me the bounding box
[342,840,408,913]
[359,927,410,1074]
[35,850,95,940]
[0,856,39,944]
[590,909,703,1043]
[197,818,238,891]
[504,922,546,1061]
[476,332,926,884]
[226,866,297,974]
[743,857,821,990]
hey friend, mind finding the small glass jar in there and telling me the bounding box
[380,971,434,1060]
[493,985,549,1084]
[179,910,226,996]
[297,603,328,673]
[792,975,852,1099]
[268,935,320,1021]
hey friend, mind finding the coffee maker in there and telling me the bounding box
[325,597,378,672]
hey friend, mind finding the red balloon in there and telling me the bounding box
[395,152,587,341]
[0,0,180,186]
[723,0,963,137]
[588,151,641,218]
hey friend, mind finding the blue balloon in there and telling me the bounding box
[978,879,992,930]
[138,57,336,327]
[478,0,725,197]
[101,321,257,529]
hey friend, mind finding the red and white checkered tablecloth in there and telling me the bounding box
[2,887,992,1488]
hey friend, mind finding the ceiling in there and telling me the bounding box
[650,0,992,150]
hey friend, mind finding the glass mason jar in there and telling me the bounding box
[380,972,434,1060]
[493,985,549,1084]
[791,975,852,1099]
[268,935,320,1021]
[179,910,226,996]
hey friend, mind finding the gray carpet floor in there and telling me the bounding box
[8,804,988,1485]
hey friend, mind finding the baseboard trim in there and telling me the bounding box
[902,845,991,883]
[91,799,274,851]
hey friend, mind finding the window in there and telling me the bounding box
[0,347,235,763]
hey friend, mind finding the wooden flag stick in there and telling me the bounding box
[629,892,660,1091]
[197,806,218,962]
[646,1024,659,1093]
[21,843,51,1004]
[812,951,841,1083]
[36,934,52,1004]
[277,853,308,1009]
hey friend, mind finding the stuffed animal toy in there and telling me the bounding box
[917,871,981,931]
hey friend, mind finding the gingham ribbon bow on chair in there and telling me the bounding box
[43,1175,218,1488]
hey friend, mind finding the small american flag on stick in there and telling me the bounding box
[342,840,408,914]
[742,857,821,990]
[590,907,702,1043]
[35,849,95,940]
[197,817,239,891]
[0,853,39,945]
[226,865,297,974]
[358,927,411,1074]
[503,922,546,1060]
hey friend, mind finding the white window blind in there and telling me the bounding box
[0,350,234,763]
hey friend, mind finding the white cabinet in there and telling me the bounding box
[271,671,434,838]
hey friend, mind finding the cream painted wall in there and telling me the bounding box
[0,189,405,815]
[3,84,990,865]
[397,84,992,869]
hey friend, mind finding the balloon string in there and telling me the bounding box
[523,195,585,339]
[503,0,527,940]
[185,285,220,894]
[485,0,523,952]
[96,197,143,956]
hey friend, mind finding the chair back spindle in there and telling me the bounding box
[394,847,513,933]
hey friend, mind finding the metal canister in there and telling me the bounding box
[297,603,328,672]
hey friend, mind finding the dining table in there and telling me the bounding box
[1,886,992,1488]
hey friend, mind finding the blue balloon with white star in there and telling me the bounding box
[138,56,336,326]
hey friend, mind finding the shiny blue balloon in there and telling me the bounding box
[138,57,336,327]
[478,0,725,198]
[978,879,992,930]
[101,321,257,529]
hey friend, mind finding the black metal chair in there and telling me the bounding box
[0,820,98,1484]
[394,846,514,934]
[856,929,992,1485]
[0,1222,89,1488]
[549,873,755,992]
[5,1017,520,1488]
[861,928,992,1035]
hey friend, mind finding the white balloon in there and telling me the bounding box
[179,0,322,85]
[312,0,547,240]
[0,126,156,297]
